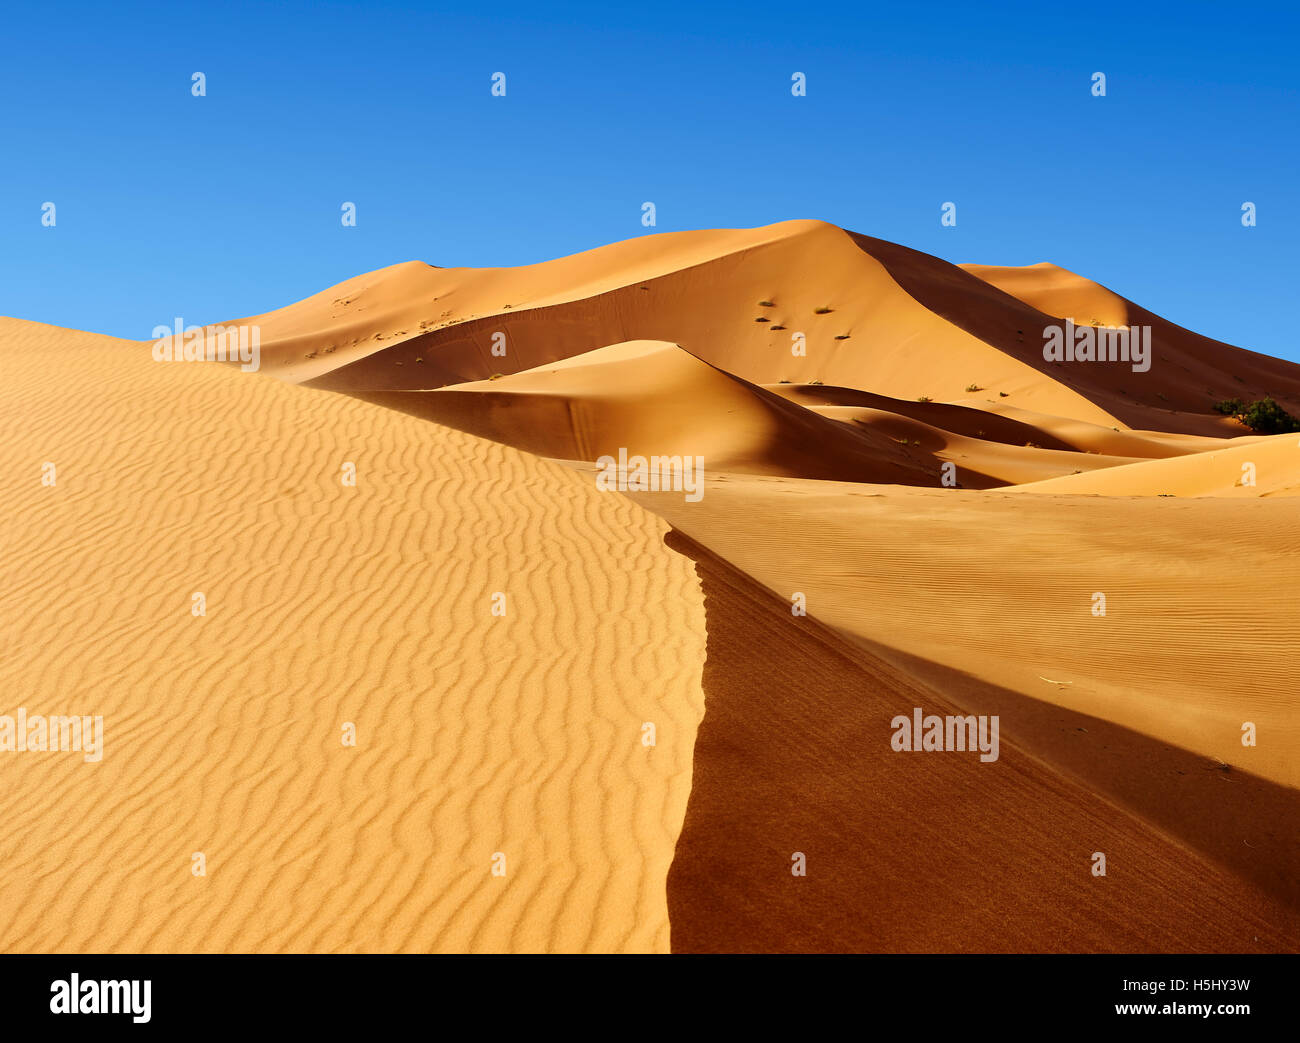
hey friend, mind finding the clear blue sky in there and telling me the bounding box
[2,1,1296,359]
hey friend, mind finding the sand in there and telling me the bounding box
[3,218,1298,952]
[0,319,705,952]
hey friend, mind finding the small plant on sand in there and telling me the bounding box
[834,334,851,340]
[813,306,833,314]
[809,378,824,385]
[770,325,786,331]
[917,396,932,403]
[965,383,981,392]
[488,373,505,381]
[998,391,1009,397]
[758,299,775,308]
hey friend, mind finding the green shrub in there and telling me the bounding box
[1239,397,1300,433]
[1215,396,1300,433]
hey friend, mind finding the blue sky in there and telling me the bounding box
[2,1,1296,358]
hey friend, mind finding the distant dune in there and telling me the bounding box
[3,220,1298,952]
[360,340,934,485]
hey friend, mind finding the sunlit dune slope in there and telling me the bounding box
[0,317,706,953]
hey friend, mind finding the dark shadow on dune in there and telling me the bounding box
[854,638,1300,914]
[769,382,1078,452]
[663,528,1300,953]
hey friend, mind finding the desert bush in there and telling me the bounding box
[1214,397,1300,433]
[1238,397,1300,433]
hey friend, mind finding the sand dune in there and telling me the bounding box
[1010,432,1300,497]
[237,223,812,384]
[292,221,1127,431]
[7,217,1300,953]
[355,341,934,485]
[961,262,1133,329]
[760,386,1145,487]
[959,258,1300,431]
[0,318,706,953]
[256,219,1300,451]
